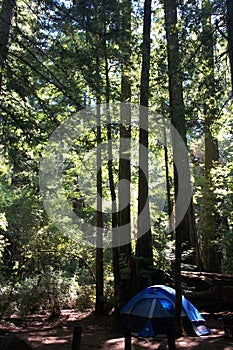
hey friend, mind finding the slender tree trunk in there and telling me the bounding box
[119,0,131,258]
[130,0,153,296]
[0,0,16,96]
[103,26,121,318]
[108,117,121,314]
[136,0,153,268]
[118,0,132,305]
[164,0,183,336]
[226,0,233,90]
[201,0,221,273]
[164,0,196,336]
[95,67,105,314]
[161,100,173,235]
[93,3,105,313]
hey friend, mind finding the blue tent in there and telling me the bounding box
[121,285,211,338]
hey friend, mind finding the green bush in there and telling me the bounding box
[0,269,95,317]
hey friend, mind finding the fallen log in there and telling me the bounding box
[181,271,233,312]
[181,271,233,288]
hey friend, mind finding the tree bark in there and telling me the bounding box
[161,103,173,233]
[136,0,153,267]
[118,0,132,305]
[164,0,196,336]
[95,100,105,314]
[103,24,121,318]
[226,0,233,91]
[164,0,198,260]
[201,0,221,273]
[0,0,16,96]
[181,271,233,312]
[119,0,131,258]
[94,10,105,314]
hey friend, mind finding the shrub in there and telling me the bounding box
[0,269,95,317]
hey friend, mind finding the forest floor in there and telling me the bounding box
[0,309,233,350]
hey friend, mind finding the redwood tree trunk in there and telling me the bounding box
[118,0,132,305]
[164,0,198,259]
[95,99,104,314]
[131,0,153,296]
[136,0,153,267]
[201,0,221,273]
[164,0,196,336]
[119,0,131,257]
[103,24,121,317]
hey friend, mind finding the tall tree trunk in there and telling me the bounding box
[93,0,105,314]
[0,0,16,96]
[161,100,173,235]
[164,0,197,336]
[118,0,132,305]
[119,0,131,258]
[136,0,153,268]
[201,0,221,273]
[164,0,198,261]
[226,0,233,90]
[131,0,153,296]
[103,25,121,318]
[95,57,105,314]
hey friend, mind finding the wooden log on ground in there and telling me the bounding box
[181,271,233,289]
[181,271,233,312]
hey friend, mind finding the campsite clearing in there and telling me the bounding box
[0,310,232,350]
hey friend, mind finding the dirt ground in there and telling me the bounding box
[0,310,233,349]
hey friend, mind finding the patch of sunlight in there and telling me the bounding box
[178,340,200,348]
[104,337,124,345]
[42,337,68,344]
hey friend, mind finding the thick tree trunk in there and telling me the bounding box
[164,0,198,260]
[0,0,16,96]
[201,0,221,273]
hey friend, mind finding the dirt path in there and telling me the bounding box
[0,310,232,349]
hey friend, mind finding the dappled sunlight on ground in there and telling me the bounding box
[173,329,232,350]
[102,337,125,350]
[0,310,232,349]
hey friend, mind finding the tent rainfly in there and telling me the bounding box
[121,285,211,338]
